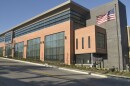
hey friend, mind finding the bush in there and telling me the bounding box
[6,57,130,77]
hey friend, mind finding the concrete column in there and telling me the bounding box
[64,21,74,65]
[3,46,5,57]
[40,37,44,61]
[23,41,27,59]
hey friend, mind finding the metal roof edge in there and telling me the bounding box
[0,0,89,36]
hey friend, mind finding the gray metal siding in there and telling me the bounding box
[86,0,128,70]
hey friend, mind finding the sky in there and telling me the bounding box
[0,0,129,33]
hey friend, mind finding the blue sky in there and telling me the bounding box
[0,0,129,33]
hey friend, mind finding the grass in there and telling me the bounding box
[2,56,130,77]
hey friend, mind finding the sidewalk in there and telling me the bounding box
[0,57,130,80]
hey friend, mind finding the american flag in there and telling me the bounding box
[97,8,116,25]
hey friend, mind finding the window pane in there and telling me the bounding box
[88,36,91,48]
[27,37,40,59]
[0,47,3,57]
[96,33,105,49]
[14,42,24,58]
[82,37,84,49]
[45,32,64,62]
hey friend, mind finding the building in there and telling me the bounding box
[127,26,130,61]
[0,0,129,70]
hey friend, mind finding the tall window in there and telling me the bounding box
[14,42,24,58]
[0,36,4,43]
[5,32,12,44]
[96,33,105,49]
[88,36,91,48]
[0,47,3,57]
[45,32,64,62]
[5,45,12,57]
[82,37,84,49]
[76,39,78,49]
[27,38,40,59]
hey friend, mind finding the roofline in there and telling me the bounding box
[0,0,89,36]
[91,0,119,10]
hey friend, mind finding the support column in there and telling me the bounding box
[3,46,5,57]
[23,41,27,59]
[40,37,44,61]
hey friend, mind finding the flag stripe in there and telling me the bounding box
[97,8,116,25]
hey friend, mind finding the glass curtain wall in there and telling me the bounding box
[76,54,91,64]
[5,32,12,44]
[0,47,3,57]
[0,36,4,43]
[14,42,24,58]
[27,38,40,59]
[5,45,12,57]
[96,33,105,49]
[45,32,64,62]
[14,9,86,38]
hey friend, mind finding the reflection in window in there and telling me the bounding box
[82,37,84,49]
[0,47,3,57]
[76,54,91,64]
[45,32,64,62]
[14,42,24,58]
[96,33,105,49]
[27,38,40,59]
[88,36,91,48]
[14,10,86,38]
[5,45,12,57]
[5,32,12,44]
[0,36,4,43]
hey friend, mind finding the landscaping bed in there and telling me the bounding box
[2,57,130,78]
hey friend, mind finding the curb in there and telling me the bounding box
[58,67,90,75]
[0,57,54,68]
[107,74,130,82]
[91,73,108,78]
[0,57,107,78]
[58,67,108,78]
[0,57,130,80]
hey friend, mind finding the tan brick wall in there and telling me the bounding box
[0,42,5,56]
[75,25,107,54]
[1,22,107,64]
[13,21,73,65]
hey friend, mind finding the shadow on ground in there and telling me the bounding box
[0,59,130,86]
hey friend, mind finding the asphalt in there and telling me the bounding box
[0,58,130,86]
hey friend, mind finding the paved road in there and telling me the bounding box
[0,58,130,86]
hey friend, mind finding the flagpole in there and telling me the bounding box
[115,4,121,71]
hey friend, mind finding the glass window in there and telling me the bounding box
[5,32,12,44]
[14,10,70,38]
[14,9,86,38]
[5,45,12,57]
[45,32,64,62]
[0,47,3,57]
[0,36,4,43]
[88,36,91,48]
[14,42,24,58]
[96,33,105,49]
[82,37,84,49]
[76,54,91,64]
[27,37,40,59]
